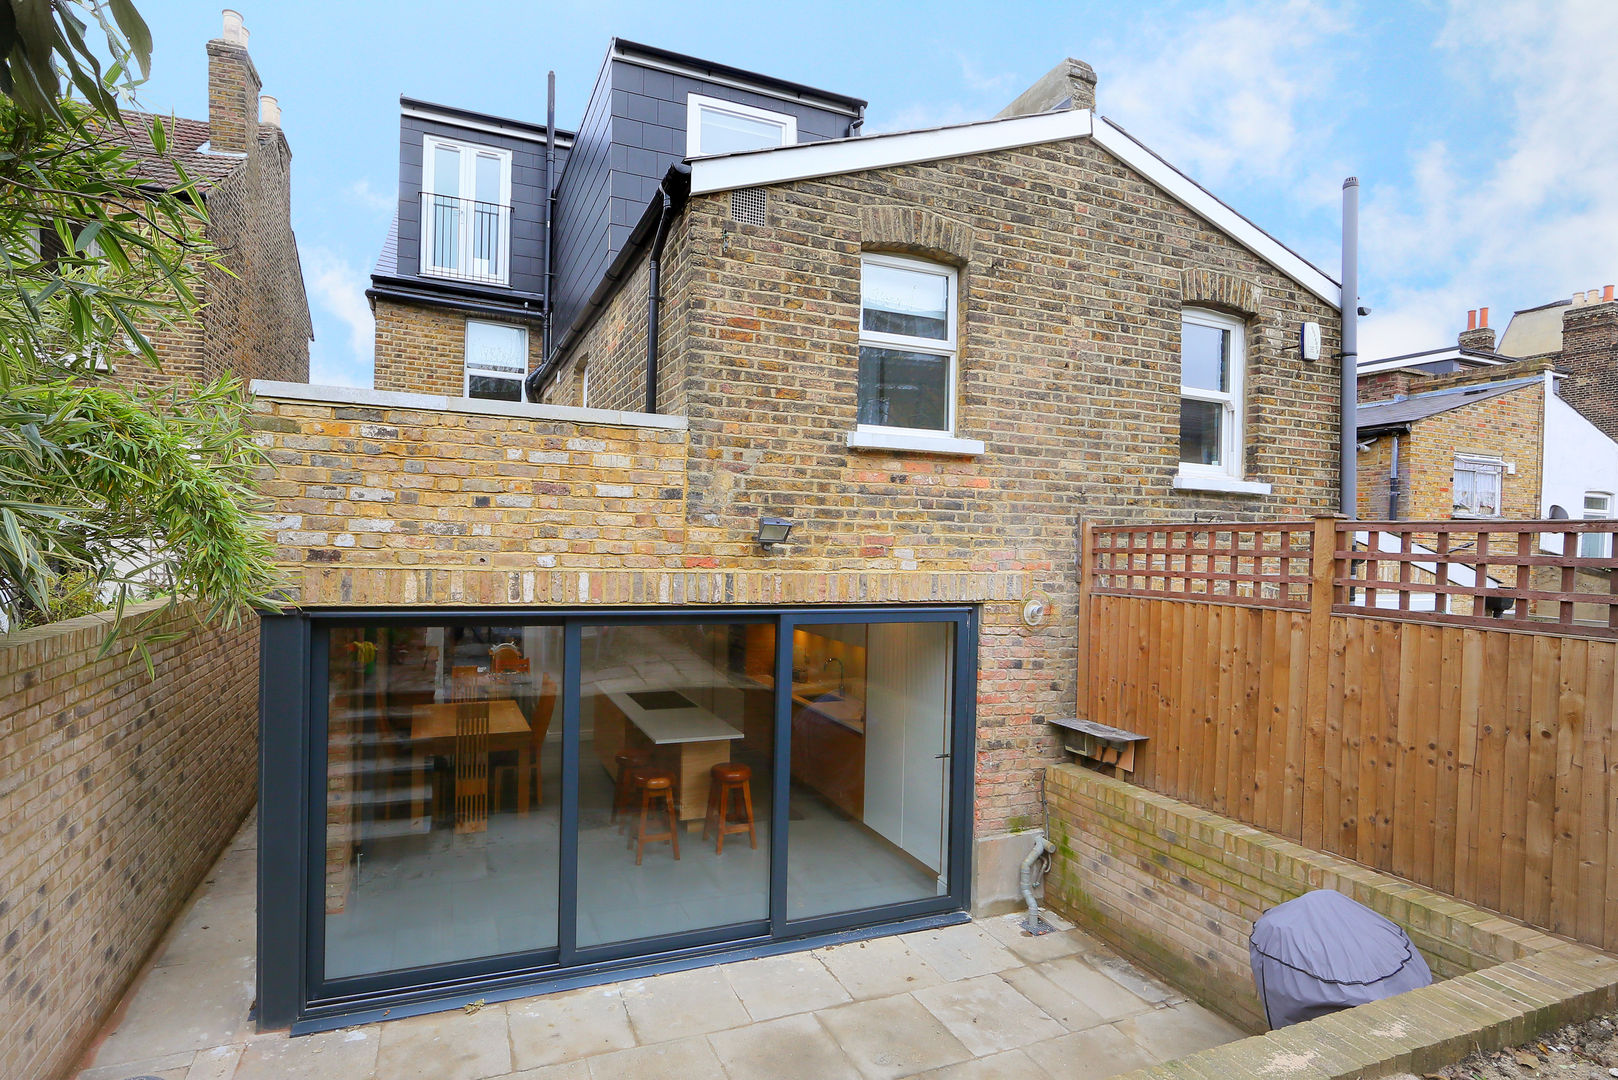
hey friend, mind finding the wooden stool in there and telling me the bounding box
[635,772,680,865]
[703,762,756,854]
[612,749,652,822]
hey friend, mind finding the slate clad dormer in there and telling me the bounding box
[548,39,867,359]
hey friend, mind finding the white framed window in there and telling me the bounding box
[686,94,796,157]
[1178,308,1246,481]
[1580,491,1614,558]
[1452,454,1505,518]
[856,253,957,436]
[464,320,527,401]
[421,135,512,285]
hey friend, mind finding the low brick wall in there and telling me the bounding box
[1046,765,1618,1077]
[0,601,259,1080]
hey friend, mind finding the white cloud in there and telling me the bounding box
[303,247,374,388]
[345,178,395,215]
[1359,0,1618,359]
[1098,0,1351,189]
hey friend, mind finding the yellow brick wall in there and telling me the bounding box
[0,602,258,1080]
[1402,384,1544,521]
[374,298,544,399]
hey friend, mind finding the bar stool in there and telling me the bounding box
[703,762,756,854]
[612,749,652,823]
[635,771,680,865]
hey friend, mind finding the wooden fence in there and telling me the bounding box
[1077,516,1618,953]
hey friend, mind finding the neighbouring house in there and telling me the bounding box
[104,7,311,392]
[248,43,1345,1031]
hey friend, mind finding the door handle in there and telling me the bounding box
[934,753,951,759]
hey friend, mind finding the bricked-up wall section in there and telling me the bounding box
[0,602,258,1080]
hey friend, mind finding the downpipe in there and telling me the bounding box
[1019,833,1057,935]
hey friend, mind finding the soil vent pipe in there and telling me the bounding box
[1019,833,1056,935]
[1341,177,1359,517]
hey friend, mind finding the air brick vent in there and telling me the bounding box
[731,188,767,227]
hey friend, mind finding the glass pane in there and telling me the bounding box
[324,624,562,979]
[862,262,950,340]
[466,321,527,377]
[857,346,950,431]
[576,623,775,949]
[787,622,953,920]
[428,195,460,271]
[1181,320,1229,392]
[698,107,786,155]
[474,153,502,206]
[1179,399,1223,466]
[468,375,521,401]
[432,145,461,197]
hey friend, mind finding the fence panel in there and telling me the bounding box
[1077,517,1618,953]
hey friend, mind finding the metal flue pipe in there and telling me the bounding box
[1341,177,1359,517]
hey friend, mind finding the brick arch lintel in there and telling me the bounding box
[859,205,975,266]
[1179,268,1264,320]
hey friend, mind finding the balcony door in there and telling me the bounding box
[421,135,511,285]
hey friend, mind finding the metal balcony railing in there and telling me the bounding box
[419,192,511,286]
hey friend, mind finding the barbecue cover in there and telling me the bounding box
[1249,889,1432,1029]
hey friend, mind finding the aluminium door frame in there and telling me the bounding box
[260,603,977,1029]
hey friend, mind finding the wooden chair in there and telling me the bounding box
[494,674,558,810]
[453,699,490,834]
[450,665,481,702]
[490,642,530,674]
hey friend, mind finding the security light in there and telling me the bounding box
[756,518,794,549]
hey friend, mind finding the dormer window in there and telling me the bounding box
[686,94,796,157]
[421,135,512,286]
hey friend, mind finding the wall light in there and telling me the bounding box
[756,517,795,549]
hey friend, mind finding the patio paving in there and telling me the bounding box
[74,814,1246,1080]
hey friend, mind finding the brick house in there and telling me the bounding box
[108,9,311,393]
[1357,297,1618,534]
[249,45,1344,1030]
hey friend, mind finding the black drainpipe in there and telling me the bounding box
[644,166,687,414]
[541,71,556,374]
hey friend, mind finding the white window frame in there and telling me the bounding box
[1177,308,1246,483]
[1451,454,1506,518]
[686,93,796,157]
[420,134,513,286]
[463,319,528,401]
[855,252,958,439]
[1581,491,1614,558]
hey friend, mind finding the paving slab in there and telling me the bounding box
[903,923,1022,982]
[912,1047,1053,1079]
[232,1028,379,1080]
[913,974,1066,1056]
[1023,1024,1160,1080]
[508,986,637,1069]
[1113,1002,1248,1062]
[817,992,975,1080]
[619,964,752,1043]
[487,1063,590,1080]
[582,1034,724,1079]
[374,1004,511,1080]
[978,912,1088,964]
[1032,955,1157,1022]
[185,1044,245,1080]
[725,951,852,1021]
[77,1049,197,1080]
[708,1012,862,1080]
[88,952,256,1066]
[814,935,946,1000]
[997,965,1109,1032]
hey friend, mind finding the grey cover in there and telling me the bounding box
[1249,889,1432,1029]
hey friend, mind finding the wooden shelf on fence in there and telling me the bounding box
[1052,717,1147,773]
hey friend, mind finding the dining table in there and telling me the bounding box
[409,698,531,830]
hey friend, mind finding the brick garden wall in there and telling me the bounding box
[0,601,258,1080]
[1044,765,1605,1042]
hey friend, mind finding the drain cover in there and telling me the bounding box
[1021,915,1057,936]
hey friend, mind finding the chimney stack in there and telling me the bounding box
[1557,283,1618,441]
[207,8,260,154]
[1458,305,1496,352]
[995,57,1098,119]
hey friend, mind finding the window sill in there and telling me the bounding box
[846,430,984,456]
[1173,471,1272,496]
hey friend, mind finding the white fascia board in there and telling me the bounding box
[1089,118,1342,310]
[689,109,1094,196]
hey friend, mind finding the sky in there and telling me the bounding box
[129,0,1618,387]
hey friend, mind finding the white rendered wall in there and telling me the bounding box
[1541,378,1618,554]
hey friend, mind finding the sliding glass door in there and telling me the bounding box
[301,607,972,1008]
